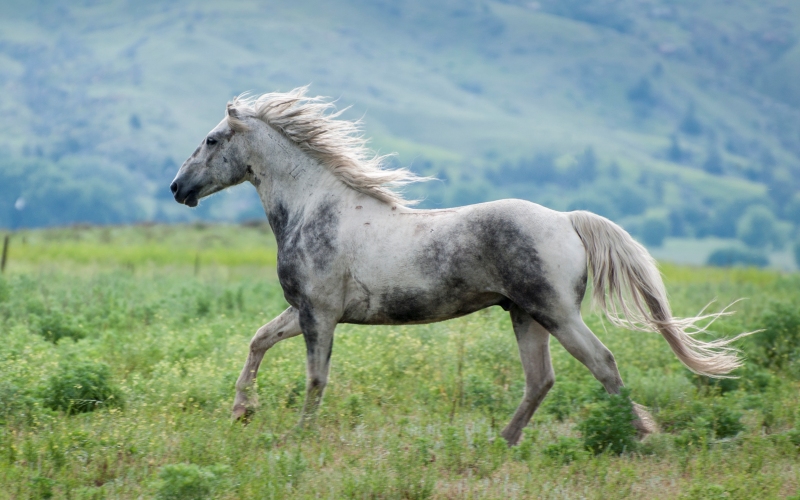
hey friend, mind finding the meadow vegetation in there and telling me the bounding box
[0,223,799,498]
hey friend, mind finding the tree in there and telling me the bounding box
[702,143,724,175]
[737,205,776,249]
[565,147,597,184]
[641,216,669,247]
[667,134,684,163]
[794,240,800,269]
[679,103,702,136]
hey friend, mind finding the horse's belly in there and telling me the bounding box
[341,287,508,325]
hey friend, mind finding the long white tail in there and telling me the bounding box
[568,210,747,377]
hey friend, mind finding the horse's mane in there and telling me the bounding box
[226,86,428,205]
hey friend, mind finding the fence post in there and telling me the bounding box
[1,235,9,273]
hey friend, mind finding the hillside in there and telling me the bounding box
[0,0,799,264]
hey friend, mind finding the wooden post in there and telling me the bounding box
[1,235,8,273]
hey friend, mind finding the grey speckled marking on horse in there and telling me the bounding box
[169,88,747,446]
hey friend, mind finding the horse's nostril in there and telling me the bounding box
[170,181,178,195]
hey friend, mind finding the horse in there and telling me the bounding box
[169,87,745,445]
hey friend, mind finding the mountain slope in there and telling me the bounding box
[0,0,798,254]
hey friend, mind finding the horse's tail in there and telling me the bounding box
[567,210,747,377]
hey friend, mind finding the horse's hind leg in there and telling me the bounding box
[501,305,555,446]
[232,307,302,420]
[550,316,657,434]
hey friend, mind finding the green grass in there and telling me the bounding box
[0,224,799,498]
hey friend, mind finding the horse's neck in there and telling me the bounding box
[250,131,359,246]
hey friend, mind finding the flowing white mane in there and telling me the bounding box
[226,86,428,205]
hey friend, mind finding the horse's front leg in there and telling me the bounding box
[232,307,301,420]
[298,309,337,427]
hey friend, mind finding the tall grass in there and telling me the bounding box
[0,224,798,498]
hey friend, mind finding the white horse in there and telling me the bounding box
[170,87,744,445]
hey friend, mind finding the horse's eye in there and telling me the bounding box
[206,137,217,146]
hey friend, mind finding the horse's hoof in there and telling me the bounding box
[232,405,255,423]
[500,428,522,447]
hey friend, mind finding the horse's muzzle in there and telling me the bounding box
[170,180,199,207]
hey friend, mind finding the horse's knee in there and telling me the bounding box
[308,376,327,390]
[542,372,555,392]
[525,372,554,401]
[601,349,618,369]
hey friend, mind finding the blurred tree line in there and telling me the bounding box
[0,156,143,228]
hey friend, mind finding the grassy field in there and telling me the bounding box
[1,224,799,499]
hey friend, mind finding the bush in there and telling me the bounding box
[753,302,800,371]
[154,463,229,500]
[0,380,37,424]
[658,399,743,445]
[41,361,123,414]
[543,437,586,464]
[36,311,85,344]
[706,247,768,268]
[578,388,638,455]
[542,380,589,422]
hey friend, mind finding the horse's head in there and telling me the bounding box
[170,105,250,207]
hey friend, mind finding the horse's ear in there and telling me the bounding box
[226,103,249,132]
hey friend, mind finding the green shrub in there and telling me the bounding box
[40,361,123,414]
[578,388,638,455]
[36,311,85,344]
[710,404,744,439]
[659,398,743,445]
[753,302,800,372]
[30,475,55,499]
[0,380,37,424]
[154,463,229,500]
[464,373,500,411]
[542,437,586,464]
[542,380,588,422]
[195,296,211,316]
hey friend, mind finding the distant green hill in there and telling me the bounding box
[0,0,799,262]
